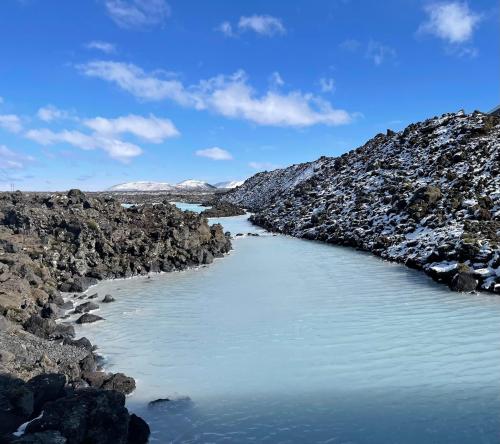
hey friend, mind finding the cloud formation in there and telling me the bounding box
[319,77,335,93]
[238,15,285,36]
[26,114,178,162]
[365,40,397,66]
[419,2,481,44]
[195,147,233,161]
[0,145,34,169]
[0,114,23,133]
[85,40,117,54]
[25,128,143,162]
[78,61,354,127]
[37,105,74,122]
[217,14,285,38]
[83,114,179,143]
[104,0,170,30]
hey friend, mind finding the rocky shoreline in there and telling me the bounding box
[224,111,500,294]
[0,190,232,443]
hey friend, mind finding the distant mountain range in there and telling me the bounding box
[107,179,244,192]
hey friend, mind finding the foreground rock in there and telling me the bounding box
[224,111,500,293]
[23,388,147,444]
[0,190,232,442]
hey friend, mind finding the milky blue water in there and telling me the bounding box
[74,205,500,444]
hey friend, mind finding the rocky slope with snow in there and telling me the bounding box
[214,180,244,189]
[224,111,500,293]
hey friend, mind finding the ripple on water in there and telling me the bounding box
[74,208,500,443]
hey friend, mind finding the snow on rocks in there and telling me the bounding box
[224,111,500,293]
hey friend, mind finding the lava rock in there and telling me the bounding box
[449,272,478,292]
[74,302,99,314]
[25,388,129,444]
[26,373,66,415]
[127,414,150,444]
[101,373,136,395]
[102,295,115,303]
[75,314,104,324]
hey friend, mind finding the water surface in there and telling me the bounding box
[75,205,500,443]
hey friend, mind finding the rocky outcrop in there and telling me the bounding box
[224,111,500,293]
[0,190,232,442]
[201,202,246,217]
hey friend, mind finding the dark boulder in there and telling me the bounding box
[0,375,34,437]
[102,295,115,303]
[449,272,478,292]
[75,314,104,324]
[51,324,75,341]
[23,316,56,339]
[127,414,150,444]
[79,355,97,374]
[60,277,98,293]
[74,302,99,314]
[25,388,129,444]
[81,371,108,389]
[64,337,93,351]
[148,398,170,406]
[40,303,59,319]
[101,373,136,395]
[26,373,66,416]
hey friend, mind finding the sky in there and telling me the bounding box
[0,0,498,191]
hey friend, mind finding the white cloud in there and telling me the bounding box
[269,72,284,87]
[25,128,142,162]
[238,15,285,36]
[216,21,234,37]
[78,61,354,127]
[0,145,34,169]
[205,71,352,127]
[319,77,335,93]
[37,105,74,122]
[104,0,170,30]
[85,40,117,54]
[0,114,23,133]
[366,40,397,65]
[248,161,279,171]
[83,114,179,142]
[78,61,200,106]
[419,2,481,44]
[195,147,233,161]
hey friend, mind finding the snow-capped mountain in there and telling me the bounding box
[108,181,176,192]
[175,179,216,191]
[108,179,219,192]
[214,180,244,189]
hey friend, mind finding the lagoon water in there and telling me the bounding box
[75,205,500,443]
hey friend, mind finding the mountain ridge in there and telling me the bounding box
[108,179,243,192]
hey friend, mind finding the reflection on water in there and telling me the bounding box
[76,205,500,443]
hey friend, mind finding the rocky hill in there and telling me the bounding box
[0,190,231,443]
[224,111,500,293]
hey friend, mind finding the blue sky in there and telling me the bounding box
[0,0,498,191]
